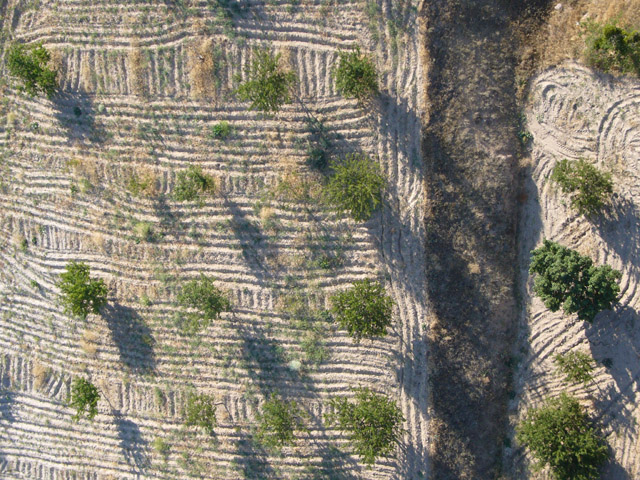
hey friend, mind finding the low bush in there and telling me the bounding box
[210,121,232,140]
[529,240,621,322]
[173,166,216,202]
[70,377,99,421]
[584,22,640,75]
[554,351,595,385]
[325,153,385,222]
[57,262,108,319]
[517,393,608,480]
[183,391,217,434]
[330,279,393,342]
[333,46,378,102]
[551,159,613,217]
[326,387,404,465]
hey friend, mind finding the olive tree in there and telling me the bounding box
[7,42,58,97]
[236,48,297,114]
[585,22,640,75]
[325,153,385,222]
[517,393,608,480]
[57,261,108,319]
[330,279,393,342]
[551,159,613,217]
[70,377,99,421]
[326,387,404,465]
[183,391,217,434]
[256,394,306,449]
[529,240,621,322]
[333,46,378,102]
[554,351,595,385]
[175,274,231,333]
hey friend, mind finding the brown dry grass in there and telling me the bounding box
[188,37,216,100]
[32,361,50,390]
[80,329,99,358]
[128,46,148,97]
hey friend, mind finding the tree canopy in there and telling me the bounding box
[333,46,378,102]
[325,153,385,222]
[256,394,306,449]
[326,387,404,465]
[183,391,217,434]
[551,159,613,217]
[7,42,58,98]
[57,262,108,319]
[176,274,231,333]
[330,279,393,342]
[517,393,608,480]
[70,377,99,421]
[529,240,621,322]
[236,48,297,113]
[585,22,640,76]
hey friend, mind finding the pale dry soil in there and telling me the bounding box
[509,63,640,479]
[0,0,429,478]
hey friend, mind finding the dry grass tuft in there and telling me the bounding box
[32,361,50,390]
[80,329,100,358]
[128,46,148,97]
[188,38,216,100]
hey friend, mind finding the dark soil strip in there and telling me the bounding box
[420,1,550,478]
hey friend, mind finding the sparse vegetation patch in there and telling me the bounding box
[551,159,613,217]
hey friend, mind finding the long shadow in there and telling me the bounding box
[303,442,360,480]
[102,303,156,373]
[52,91,105,144]
[113,411,149,473]
[0,389,15,469]
[594,194,640,266]
[234,432,278,480]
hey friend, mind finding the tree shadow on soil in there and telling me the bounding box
[113,411,149,473]
[594,194,640,264]
[52,91,105,144]
[234,432,279,479]
[102,303,156,373]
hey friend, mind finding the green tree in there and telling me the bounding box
[333,46,378,102]
[330,279,393,342]
[256,394,306,449]
[57,262,108,319]
[517,393,608,480]
[326,387,404,465]
[529,240,621,322]
[183,391,217,434]
[585,22,640,75]
[173,165,216,202]
[325,153,385,222]
[551,159,613,217]
[70,377,99,421]
[554,351,595,385]
[176,274,230,333]
[236,48,297,114]
[7,42,58,98]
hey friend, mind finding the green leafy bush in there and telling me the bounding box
[325,153,385,222]
[330,279,393,342]
[173,166,216,202]
[57,262,108,319]
[529,240,621,322]
[70,377,99,421]
[585,22,640,75]
[7,42,58,97]
[551,159,613,217]
[517,393,608,480]
[333,46,378,102]
[183,391,217,434]
[176,274,230,333]
[256,394,306,449]
[554,351,595,385]
[210,121,232,140]
[326,387,404,465]
[236,49,297,113]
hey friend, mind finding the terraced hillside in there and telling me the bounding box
[0,0,428,478]
[511,63,640,478]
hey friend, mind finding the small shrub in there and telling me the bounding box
[173,166,216,202]
[326,387,404,465]
[585,22,640,75]
[325,153,385,222]
[551,159,613,217]
[256,394,306,449]
[126,169,157,197]
[69,377,99,421]
[333,46,378,102]
[301,330,328,366]
[7,42,58,97]
[529,240,621,322]
[554,351,595,385]
[236,48,297,114]
[176,274,230,333]
[330,279,393,342]
[153,437,170,458]
[183,391,217,434]
[133,221,154,243]
[57,262,108,319]
[210,121,232,140]
[517,393,608,480]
